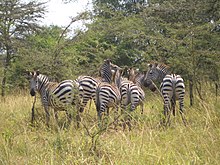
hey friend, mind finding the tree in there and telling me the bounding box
[0,0,46,96]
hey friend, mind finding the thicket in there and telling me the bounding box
[0,0,219,99]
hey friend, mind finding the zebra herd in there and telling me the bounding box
[28,60,186,129]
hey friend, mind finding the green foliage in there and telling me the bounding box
[0,0,219,95]
[0,0,46,95]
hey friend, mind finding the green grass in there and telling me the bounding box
[0,90,220,164]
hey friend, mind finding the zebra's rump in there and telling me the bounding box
[120,80,145,106]
[96,82,121,108]
[75,75,100,101]
[160,74,185,99]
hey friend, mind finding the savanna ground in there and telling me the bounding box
[0,88,220,165]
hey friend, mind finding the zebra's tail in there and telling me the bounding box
[127,84,132,111]
[96,84,101,113]
[172,76,177,116]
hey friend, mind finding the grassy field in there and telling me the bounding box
[0,90,220,164]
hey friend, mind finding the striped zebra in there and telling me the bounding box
[75,59,120,113]
[127,67,156,91]
[96,67,122,127]
[120,67,146,114]
[99,59,115,83]
[75,75,101,113]
[29,71,80,126]
[144,63,186,125]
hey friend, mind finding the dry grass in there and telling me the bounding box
[0,90,220,164]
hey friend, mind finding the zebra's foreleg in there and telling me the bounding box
[31,95,36,124]
[31,106,35,124]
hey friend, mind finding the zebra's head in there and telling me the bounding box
[29,71,40,96]
[144,63,170,87]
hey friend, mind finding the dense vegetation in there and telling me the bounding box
[0,0,219,97]
[0,0,220,164]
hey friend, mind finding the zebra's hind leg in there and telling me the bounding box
[76,110,81,128]
[126,114,132,131]
[163,104,171,127]
[97,111,103,129]
[166,109,171,127]
[120,105,127,131]
[140,102,144,115]
[179,102,187,126]
[65,111,72,126]
[171,98,176,116]
[44,106,50,127]
[113,106,120,131]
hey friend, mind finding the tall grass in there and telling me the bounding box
[0,90,220,164]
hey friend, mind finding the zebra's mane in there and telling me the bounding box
[38,74,50,84]
[134,72,145,85]
[152,62,171,75]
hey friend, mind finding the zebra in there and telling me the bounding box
[96,67,122,127]
[144,63,186,125]
[99,59,114,83]
[29,71,80,127]
[75,75,101,113]
[120,67,146,114]
[75,59,120,113]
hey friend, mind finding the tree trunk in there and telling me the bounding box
[215,82,218,102]
[1,46,10,97]
[189,77,194,106]
[1,68,7,97]
[195,81,203,100]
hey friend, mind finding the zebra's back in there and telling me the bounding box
[47,80,79,109]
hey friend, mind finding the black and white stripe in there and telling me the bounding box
[75,59,121,113]
[144,63,186,125]
[75,75,100,112]
[29,71,79,126]
[99,59,114,83]
[96,69,121,123]
[160,74,185,118]
[120,68,145,114]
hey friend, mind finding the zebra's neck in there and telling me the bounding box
[99,63,112,83]
[112,69,122,89]
[134,73,145,87]
[37,74,50,95]
[156,65,170,82]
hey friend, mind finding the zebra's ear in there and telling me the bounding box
[36,70,40,76]
[147,63,152,68]
[23,70,32,79]
[105,59,111,64]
